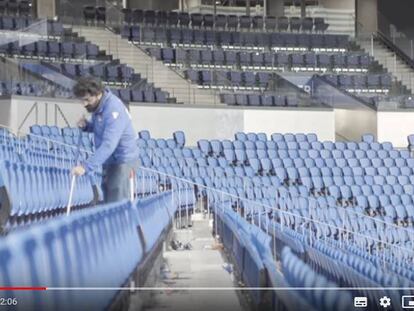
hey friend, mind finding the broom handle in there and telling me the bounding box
[66,174,76,215]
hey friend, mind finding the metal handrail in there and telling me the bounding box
[138,165,414,261]
[2,121,413,261]
[374,31,414,71]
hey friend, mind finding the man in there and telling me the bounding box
[71,77,139,203]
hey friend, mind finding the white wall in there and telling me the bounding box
[130,104,335,145]
[244,108,335,141]
[183,0,201,10]
[377,111,414,148]
[356,0,378,34]
[5,95,414,149]
[129,104,244,144]
[7,96,83,135]
[5,96,335,146]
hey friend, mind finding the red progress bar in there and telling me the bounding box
[0,287,47,291]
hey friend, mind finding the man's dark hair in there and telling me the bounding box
[73,77,105,97]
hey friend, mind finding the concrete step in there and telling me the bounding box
[72,26,221,105]
[356,37,414,92]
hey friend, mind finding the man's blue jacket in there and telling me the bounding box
[82,89,139,172]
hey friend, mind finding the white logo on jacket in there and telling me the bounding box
[112,112,119,119]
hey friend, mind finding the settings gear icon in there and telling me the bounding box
[379,296,391,308]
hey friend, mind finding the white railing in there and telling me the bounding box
[136,165,414,265]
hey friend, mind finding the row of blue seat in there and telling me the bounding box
[112,88,169,104]
[221,93,299,107]
[216,197,353,310]
[0,1,32,17]
[30,125,86,138]
[138,130,185,148]
[196,139,395,154]
[281,247,351,311]
[0,139,80,168]
[0,131,191,227]
[212,148,414,169]
[0,80,56,97]
[198,143,400,159]
[155,167,414,225]
[121,9,329,33]
[49,62,135,84]
[216,206,273,307]
[82,6,106,24]
[0,39,100,60]
[122,26,347,50]
[0,160,94,217]
[265,213,411,307]
[308,239,409,306]
[185,69,391,91]
[135,170,159,196]
[185,69,270,87]
[20,149,78,168]
[30,125,94,151]
[150,47,371,71]
[0,192,177,309]
[271,183,407,250]
[135,130,414,230]
[276,185,410,231]
[323,73,392,90]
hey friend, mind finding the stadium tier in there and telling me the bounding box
[0,9,408,108]
[1,124,414,309]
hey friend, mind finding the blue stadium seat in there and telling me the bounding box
[248,94,261,106]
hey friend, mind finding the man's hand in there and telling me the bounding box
[77,115,88,129]
[72,165,86,176]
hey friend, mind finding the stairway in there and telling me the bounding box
[71,26,221,105]
[356,38,414,93]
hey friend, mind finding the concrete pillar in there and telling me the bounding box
[37,0,56,18]
[356,0,378,35]
[267,0,284,17]
[300,0,306,18]
[128,0,179,10]
[246,0,251,16]
[181,0,199,11]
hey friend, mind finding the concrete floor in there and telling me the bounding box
[129,213,245,311]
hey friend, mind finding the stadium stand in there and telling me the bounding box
[0,16,176,104]
[9,123,412,310]
[116,20,405,108]
[134,129,414,307]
